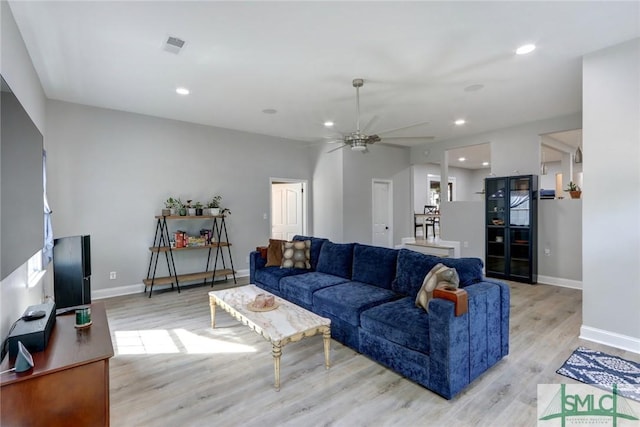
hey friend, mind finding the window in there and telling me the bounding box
[27,250,45,288]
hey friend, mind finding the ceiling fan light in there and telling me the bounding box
[351,144,367,152]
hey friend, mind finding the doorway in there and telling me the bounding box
[372,179,393,248]
[270,179,308,240]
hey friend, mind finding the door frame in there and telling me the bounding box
[372,179,393,248]
[269,177,309,237]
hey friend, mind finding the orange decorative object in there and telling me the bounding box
[433,286,468,316]
[256,246,268,259]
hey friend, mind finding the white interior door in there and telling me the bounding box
[271,182,303,240]
[372,180,393,247]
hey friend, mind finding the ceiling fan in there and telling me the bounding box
[326,78,434,153]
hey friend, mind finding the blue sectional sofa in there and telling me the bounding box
[249,236,510,399]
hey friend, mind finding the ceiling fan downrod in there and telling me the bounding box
[353,78,364,134]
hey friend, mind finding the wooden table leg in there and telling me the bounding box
[210,299,217,329]
[323,327,331,370]
[272,342,282,391]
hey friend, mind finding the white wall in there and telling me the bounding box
[45,101,314,294]
[0,0,50,340]
[342,144,411,245]
[582,38,640,352]
[311,144,344,241]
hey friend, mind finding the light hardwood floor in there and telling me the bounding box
[104,279,639,426]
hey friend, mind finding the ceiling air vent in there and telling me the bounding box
[163,36,186,54]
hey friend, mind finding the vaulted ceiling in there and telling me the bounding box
[9,1,640,148]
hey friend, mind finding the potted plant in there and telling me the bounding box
[194,201,204,216]
[565,182,582,199]
[186,199,196,216]
[177,199,187,216]
[220,207,231,216]
[164,197,179,216]
[207,195,222,216]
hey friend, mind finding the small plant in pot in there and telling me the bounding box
[164,197,179,216]
[186,199,196,216]
[194,201,204,216]
[207,195,222,216]
[565,182,582,199]
[177,199,187,216]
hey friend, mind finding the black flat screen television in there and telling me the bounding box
[1,75,44,280]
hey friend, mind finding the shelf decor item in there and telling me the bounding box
[565,181,582,199]
[194,202,204,216]
[207,195,222,216]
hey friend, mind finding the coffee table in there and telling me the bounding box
[208,285,331,390]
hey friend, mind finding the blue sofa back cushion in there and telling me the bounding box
[316,241,355,279]
[293,235,328,270]
[392,249,484,297]
[352,244,398,289]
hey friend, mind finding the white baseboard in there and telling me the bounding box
[537,275,582,290]
[580,325,640,354]
[92,269,249,300]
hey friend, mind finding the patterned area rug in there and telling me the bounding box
[557,346,640,402]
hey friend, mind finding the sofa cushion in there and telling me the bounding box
[281,240,311,269]
[280,272,349,307]
[439,257,483,288]
[254,267,308,293]
[316,242,355,279]
[265,239,285,267]
[393,249,484,296]
[312,282,398,327]
[293,235,328,270]
[392,249,442,297]
[352,244,398,289]
[360,297,430,354]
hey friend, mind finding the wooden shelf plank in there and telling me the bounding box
[149,243,231,252]
[143,269,234,286]
[154,215,226,220]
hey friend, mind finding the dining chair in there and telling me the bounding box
[424,205,439,238]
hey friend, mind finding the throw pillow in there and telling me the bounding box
[281,240,311,269]
[415,263,460,312]
[265,239,285,267]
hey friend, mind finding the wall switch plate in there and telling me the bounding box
[109,271,117,280]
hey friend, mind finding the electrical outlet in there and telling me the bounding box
[263,213,267,220]
[463,241,469,248]
[110,271,117,280]
[544,248,551,256]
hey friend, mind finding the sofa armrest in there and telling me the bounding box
[427,280,510,399]
[249,251,266,283]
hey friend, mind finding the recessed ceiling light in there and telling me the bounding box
[458,157,466,162]
[482,161,490,166]
[262,108,277,114]
[324,121,334,127]
[454,119,466,126]
[176,87,190,95]
[516,44,536,55]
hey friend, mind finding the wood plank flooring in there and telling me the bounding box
[103,279,639,426]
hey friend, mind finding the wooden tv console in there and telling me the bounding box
[0,302,114,426]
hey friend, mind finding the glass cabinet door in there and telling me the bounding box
[508,176,532,280]
[485,178,507,276]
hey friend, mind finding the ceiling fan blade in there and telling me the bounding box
[326,138,345,144]
[376,120,430,136]
[381,136,436,144]
[366,135,381,144]
[327,144,348,153]
[361,115,379,133]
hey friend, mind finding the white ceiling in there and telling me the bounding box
[9,1,640,148]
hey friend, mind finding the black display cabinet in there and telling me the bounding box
[485,175,538,283]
